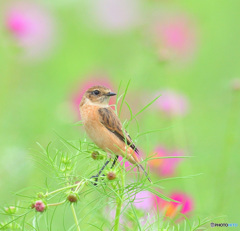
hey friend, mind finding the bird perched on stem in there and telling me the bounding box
[79,86,151,183]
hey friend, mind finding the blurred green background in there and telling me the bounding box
[0,0,240,228]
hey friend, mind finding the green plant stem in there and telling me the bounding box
[114,170,125,231]
[119,80,131,117]
[48,200,66,207]
[71,203,80,231]
[74,180,84,193]
[46,183,78,196]
[114,199,122,231]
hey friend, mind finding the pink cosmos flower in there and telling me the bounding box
[71,74,115,118]
[153,191,194,218]
[149,146,183,177]
[156,90,189,117]
[5,1,56,60]
[88,0,141,33]
[151,13,197,62]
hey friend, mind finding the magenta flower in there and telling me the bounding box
[5,1,56,60]
[149,146,183,177]
[153,191,194,218]
[151,13,197,62]
[156,90,189,117]
[88,0,141,33]
[71,74,115,118]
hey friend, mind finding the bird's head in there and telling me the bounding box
[80,86,116,107]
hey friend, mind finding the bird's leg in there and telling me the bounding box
[111,155,119,168]
[90,160,110,184]
[98,159,110,176]
[90,155,118,185]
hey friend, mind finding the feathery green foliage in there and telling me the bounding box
[0,83,211,231]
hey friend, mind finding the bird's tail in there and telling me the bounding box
[138,164,152,183]
[128,149,152,183]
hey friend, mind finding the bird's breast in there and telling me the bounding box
[80,105,108,148]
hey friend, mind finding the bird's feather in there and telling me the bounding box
[98,107,139,154]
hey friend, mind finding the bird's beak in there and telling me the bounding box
[106,92,116,96]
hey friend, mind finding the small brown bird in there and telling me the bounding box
[79,86,151,182]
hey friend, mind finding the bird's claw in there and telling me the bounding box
[90,174,106,186]
[90,175,99,186]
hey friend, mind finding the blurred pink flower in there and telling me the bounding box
[153,191,194,218]
[89,0,141,33]
[133,190,153,211]
[104,204,124,225]
[5,1,56,60]
[152,14,197,62]
[119,155,132,168]
[71,74,115,118]
[156,90,189,117]
[118,149,144,170]
[149,146,183,177]
[118,156,138,181]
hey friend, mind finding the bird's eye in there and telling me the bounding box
[93,90,100,95]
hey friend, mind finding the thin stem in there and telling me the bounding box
[119,80,131,117]
[48,200,66,207]
[71,203,80,231]
[46,183,78,197]
[114,169,125,231]
[74,180,84,193]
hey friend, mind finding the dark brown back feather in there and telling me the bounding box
[98,108,139,154]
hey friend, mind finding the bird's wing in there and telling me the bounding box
[98,107,139,154]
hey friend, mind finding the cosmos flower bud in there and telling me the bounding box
[61,156,71,165]
[4,206,17,215]
[107,171,117,180]
[91,151,100,160]
[0,222,21,230]
[67,193,78,203]
[37,192,44,198]
[33,200,46,212]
